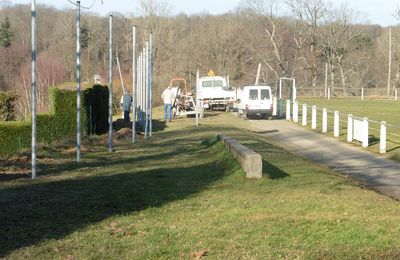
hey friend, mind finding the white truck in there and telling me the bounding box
[237,85,273,119]
[196,72,237,111]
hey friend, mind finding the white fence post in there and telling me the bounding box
[347,114,353,142]
[395,89,398,101]
[293,101,299,123]
[361,88,364,100]
[328,88,331,100]
[334,111,340,137]
[363,117,369,148]
[322,108,328,133]
[273,96,277,116]
[286,100,291,120]
[380,121,387,154]
[312,105,317,129]
[302,104,307,126]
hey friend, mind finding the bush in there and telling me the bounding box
[0,84,109,158]
[0,91,17,121]
[83,84,109,135]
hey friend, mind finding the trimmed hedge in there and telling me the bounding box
[0,84,109,158]
[83,84,109,135]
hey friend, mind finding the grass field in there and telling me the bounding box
[298,98,400,159]
[1,111,400,259]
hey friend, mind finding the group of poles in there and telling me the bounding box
[30,0,153,179]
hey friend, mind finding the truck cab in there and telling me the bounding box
[196,75,236,111]
[237,86,273,119]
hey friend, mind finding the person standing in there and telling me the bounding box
[120,90,133,122]
[161,85,175,122]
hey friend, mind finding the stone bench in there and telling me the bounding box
[217,134,262,179]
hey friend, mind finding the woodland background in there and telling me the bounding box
[1,0,400,119]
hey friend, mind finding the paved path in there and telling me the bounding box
[247,119,400,200]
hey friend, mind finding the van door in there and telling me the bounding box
[248,88,260,111]
[260,88,271,110]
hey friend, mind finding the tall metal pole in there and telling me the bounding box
[388,27,392,96]
[144,42,149,139]
[149,34,153,137]
[255,63,262,85]
[31,0,37,179]
[76,1,81,163]
[108,15,113,152]
[116,56,126,93]
[142,47,146,127]
[132,26,137,143]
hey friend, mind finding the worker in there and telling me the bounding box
[120,90,132,122]
[161,85,175,122]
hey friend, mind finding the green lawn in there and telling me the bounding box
[298,98,400,158]
[1,112,400,259]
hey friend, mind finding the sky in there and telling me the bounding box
[7,0,400,26]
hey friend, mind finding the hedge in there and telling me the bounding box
[0,84,109,158]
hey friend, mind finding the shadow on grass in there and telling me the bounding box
[262,159,290,179]
[0,161,226,257]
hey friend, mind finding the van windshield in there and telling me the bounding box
[261,89,270,100]
[249,89,258,100]
[202,81,212,88]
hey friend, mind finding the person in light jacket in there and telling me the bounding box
[120,90,132,122]
[161,85,175,122]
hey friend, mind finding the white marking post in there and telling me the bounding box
[293,101,298,123]
[312,105,317,129]
[334,111,340,137]
[347,114,353,143]
[362,117,369,148]
[273,96,277,116]
[302,104,307,126]
[322,108,328,133]
[380,121,387,154]
[286,100,291,120]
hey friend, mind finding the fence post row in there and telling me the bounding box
[312,105,317,130]
[302,104,307,127]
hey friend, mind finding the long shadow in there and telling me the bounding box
[262,159,290,179]
[0,161,226,257]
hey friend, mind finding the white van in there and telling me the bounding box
[237,86,273,119]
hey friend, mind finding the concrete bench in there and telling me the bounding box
[217,134,262,179]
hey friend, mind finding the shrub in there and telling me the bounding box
[83,84,109,135]
[0,84,109,158]
[0,91,17,121]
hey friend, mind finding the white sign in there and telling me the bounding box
[353,119,364,142]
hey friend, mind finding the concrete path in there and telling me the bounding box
[247,119,400,200]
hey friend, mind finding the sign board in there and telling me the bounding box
[353,118,368,146]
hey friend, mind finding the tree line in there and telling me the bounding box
[0,0,399,119]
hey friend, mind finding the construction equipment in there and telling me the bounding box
[170,78,198,117]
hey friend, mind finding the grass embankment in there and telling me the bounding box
[299,98,400,158]
[1,112,400,259]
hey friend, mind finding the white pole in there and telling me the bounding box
[322,108,328,133]
[31,0,37,179]
[328,88,331,100]
[361,88,364,100]
[149,34,153,137]
[380,121,387,154]
[273,96,277,116]
[325,62,328,98]
[334,111,340,137]
[312,105,317,129]
[347,114,353,143]
[132,26,137,143]
[292,79,296,102]
[76,1,81,163]
[395,89,398,101]
[293,101,298,123]
[286,99,291,120]
[108,15,113,153]
[388,27,392,96]
[144,42,149,139]
[302,103,307,126]
[363,117,369,148]
[255,63,262,85]
[279,79,282,99]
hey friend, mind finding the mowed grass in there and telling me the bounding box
[298,98,400,158]
[1,111,400,259]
